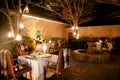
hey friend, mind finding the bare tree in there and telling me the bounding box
[0,0,25,38]
[96,0,120,6]
[0,0,96,39]
[29,0,96,27]
[0,0,14,35]
[0,0,95,31]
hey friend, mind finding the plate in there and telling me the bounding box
[41,54,52,58]
[26,55,35,59]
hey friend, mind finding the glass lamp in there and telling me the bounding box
[15,34,22,41]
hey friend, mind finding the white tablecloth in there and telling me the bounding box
[18,53,58,80]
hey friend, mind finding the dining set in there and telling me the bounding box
[18,52,58,80]
[0,42,70,80]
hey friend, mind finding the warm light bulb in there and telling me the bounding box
[20,8,22,13]
[26,6,29,11]
[49,40,51,43]
[72,27,75,30]
[76,34,80,39]
[73,32,76,35]
[15,34,22,41]
[99,40,102,43]
[19,23,24,29]
[24,5,29,13]
[76,26,78,29]
[76,36,79,39]
[8,31,14,38]
[77,34,79,37]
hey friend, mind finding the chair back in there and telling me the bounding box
[56,49,64,74]
[0,49,11,79]
[6,52,15,77]
[63,48,71,68]
[16,43,29,56]
[6,50,32,80]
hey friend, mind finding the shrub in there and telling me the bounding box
[111,37,120,48]
[68,38,88,50]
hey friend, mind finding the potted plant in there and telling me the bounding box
[35,31,43,44]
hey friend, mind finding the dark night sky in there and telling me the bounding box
[28,2,120,26]
[0,0,120,26]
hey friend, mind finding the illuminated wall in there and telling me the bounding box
[22,15,67,40]
[64,25,120,41]
[22,15,120,41]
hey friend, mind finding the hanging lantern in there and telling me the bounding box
[72,26,75,30]
[19,22,24,29]
[72,25,80,39]
[23,4,29,13]
[8,31,14,38]
[76,26,78,30]
[73,31,76,35]
[15,34,22,41]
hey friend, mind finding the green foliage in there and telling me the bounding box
[111,37,120,48]
[22,36,35,52]
[69,37,88,50]
[35,30,42,41]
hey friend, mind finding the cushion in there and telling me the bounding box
[35,44,43,52]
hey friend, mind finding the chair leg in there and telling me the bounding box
[44,70,46,80]
[6,71,9,80]
[29,71,32,80]
[13,77,17,80]
[56,73,60,80]
[6,75,9,80]
[12,74,17,80]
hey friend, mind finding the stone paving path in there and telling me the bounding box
[47,52,120,80]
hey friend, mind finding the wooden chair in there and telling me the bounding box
[0,49,9,79]
[16,43,30,56]
[63,47,71,69]
[44,49,64,79]
[6,52,32,80]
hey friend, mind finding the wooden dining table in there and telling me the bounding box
[18,52,58,80]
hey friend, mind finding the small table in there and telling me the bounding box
[18,53,58,80]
